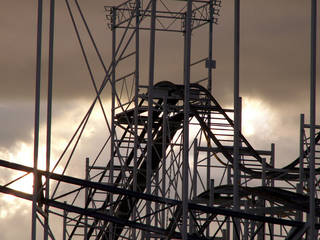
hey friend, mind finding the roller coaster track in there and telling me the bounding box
[0,81,318,239]
[81,81,320,239]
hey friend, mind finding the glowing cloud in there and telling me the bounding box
[241,97,275,137]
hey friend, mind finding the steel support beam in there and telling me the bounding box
[233,1,241,237]
[146,1,157,238]
[183,0,193,239]
[0,182,313,231]
[206,3,214,236]
[132,1,140,239]
[233,0,241,209]
[308,0,317,238]
[32,0,43,239]
[109,8,117,240]
[44,1,55,239]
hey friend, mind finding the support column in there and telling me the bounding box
[243,200,249,240]
[233,0,240,209]
[132,1,140,239]
[63,202,67,240]
[44,0,55,239]
[109,8,116,239]
[299,114,305,194]
[191,138,198,234]
[84,158,89,239]
[258,158,266,240]
[233,0,241,239]
[32,0,43,239]
[161,97,168,230]
[208,0,214,93]
[182,1,193,239]
[270,143,275,236]
[297,114,305,222]
[206,3,214,236]
[146,1,157,238]
[111,7,116,186]
[308,0,317,238]
[226,166,231,240]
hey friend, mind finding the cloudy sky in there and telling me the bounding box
[0,0,319,239]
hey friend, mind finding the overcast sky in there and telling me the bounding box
[0,0,319,239]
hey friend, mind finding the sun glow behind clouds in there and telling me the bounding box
[241,97,275,137]
[0,142,47,195]
[0,143,34,219]
[0,101,92,215]
[0,99,110,213]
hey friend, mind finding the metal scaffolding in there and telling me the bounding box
[0,0,318,239]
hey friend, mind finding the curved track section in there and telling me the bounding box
[189,83,320,180]
[83,81,320,239]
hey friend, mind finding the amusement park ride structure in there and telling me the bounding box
[0,0,318,239]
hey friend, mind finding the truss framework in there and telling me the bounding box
[0,0,318,240]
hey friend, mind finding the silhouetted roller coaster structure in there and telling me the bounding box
[0,0,318,239]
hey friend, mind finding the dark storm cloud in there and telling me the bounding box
[0,1,317,157]
[213,0,319,109]
[0,0,111,101]
[1,0,318,107]
[0,0,317,169]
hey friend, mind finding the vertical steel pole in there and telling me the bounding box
[32,0,43,239]
[133,1,140,239]
[270,143,275,235]
[258,158,266,240]
[208,0,214,93]
[147,0,157,238]
[191,138,198,234]
[308,0,317,238]
[111,7,116,186]
[299,114,305,193]
[206,150,210,237]
[161,97,168,230]
[155,166,160,228]
[262,158,266,187]
[226,166,231,240]
[84,157,89,239]
[208,178,215,234]
[233,1,240,208]
[243,200,249,240]
[44,0,55,239]
[206,3,214,236]
[209,179,215,205]
[297,114,304,222]
[270,144,275,188]
[182,1,193,239]
[110,8,116,239]
[233,0,241,238]
[63,202,67,240]
[193,138,198,200]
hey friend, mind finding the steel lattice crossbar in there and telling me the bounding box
[0,0,318,239]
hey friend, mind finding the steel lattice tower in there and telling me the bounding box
[0,0,318,239]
